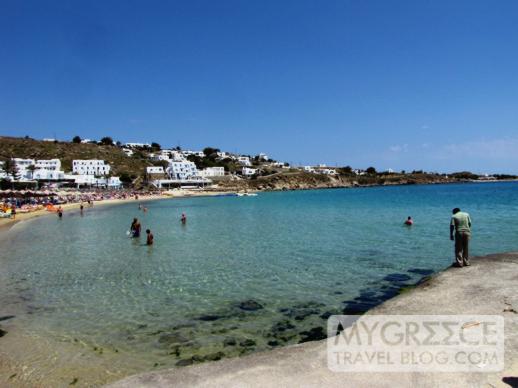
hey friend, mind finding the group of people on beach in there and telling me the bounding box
[403,208,472,268]
[129,204,188,246]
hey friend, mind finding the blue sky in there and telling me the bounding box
[1,0,517,173]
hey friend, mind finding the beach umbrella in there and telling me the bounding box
[0,190,23,198]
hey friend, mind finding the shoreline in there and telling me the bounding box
[3,180,516,232]
[0,190,235,232]
[109,252,518,388]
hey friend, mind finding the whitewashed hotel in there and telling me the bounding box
[73,160,111,176]
[10,158,65,181]
[166,161,199,180]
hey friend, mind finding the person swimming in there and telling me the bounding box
[58,206,63,218]
[146,229,154,245]
[130,218,141,237]
[181,213,187,224]
[404,216,413,226]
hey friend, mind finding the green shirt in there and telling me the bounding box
[451,212,472,234]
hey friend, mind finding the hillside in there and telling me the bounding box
[0,136,152,179]
[214,170,457,191]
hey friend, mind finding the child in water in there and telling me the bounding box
[181,213,187,224]
[404,216,413,226]
[146,229,154,245]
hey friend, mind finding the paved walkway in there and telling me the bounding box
[109,253,518,388]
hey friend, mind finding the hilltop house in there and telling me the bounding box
[125,142,151,148]
[238,156,252,166]
[242,167,257,176]
[146,166,164,174]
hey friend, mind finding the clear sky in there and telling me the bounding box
[1,0,517,173]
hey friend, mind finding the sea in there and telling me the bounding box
[1,182,518,384]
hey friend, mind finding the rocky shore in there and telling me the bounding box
[108,252,518,388]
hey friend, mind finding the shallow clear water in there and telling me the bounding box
[1,182,518,372]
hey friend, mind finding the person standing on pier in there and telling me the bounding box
[450,208,472,267]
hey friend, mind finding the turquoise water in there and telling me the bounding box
[1,182,518,371]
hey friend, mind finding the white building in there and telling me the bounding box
[125,142,151,148]
[32,170,65,180]
[72,160,111,176]
[35,159,61,171]
[150,149,185,162]
[303,166,315,173]
[181,150,205,158]
[217,151,233,159]
[9,158,66,181]
[107,176,122,188]
[81,138,93,144]
[167,161,199,180]
[238,156,252,166]
[12,158,36,180]
[147,166,165,174]
[122,148,134,156]
[242,167,257,176]
[317,168,337,175]
[199,167,225,178]
[258,153,269,161]
[64,174,122,188]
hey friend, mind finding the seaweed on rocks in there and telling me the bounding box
[299,327,326,343]
[237,300,263,311]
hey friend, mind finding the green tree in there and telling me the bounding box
[100,137,114,146]
[341,166,353,175]
[151,142,161,151]
[119,172,134,184]
[72,136,81,143]
[366,167,377,175]
[3,159,20,188]
[203,147,220,157]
